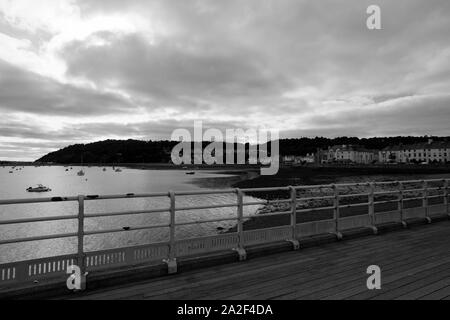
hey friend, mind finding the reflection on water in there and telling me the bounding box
[0,166,260,263]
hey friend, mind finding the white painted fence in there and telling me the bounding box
[0,179,448,290]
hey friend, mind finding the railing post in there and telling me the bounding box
[445,179,449,217]
[287,186,300,250]
[368,182,377,234]
[398,181,407,228]
[164,191,177,274]
[77,195,87,290]
[423,180,431,223]
[332,185,343,240]
[234,188,247,261]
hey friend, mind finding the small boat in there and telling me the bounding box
[77,170,85,176]
[185,171,196,175]
[65,169,69,171]
[8,171,13,174]
[102,168,107,172]
[115,168,122,172]
[27,184,52,192]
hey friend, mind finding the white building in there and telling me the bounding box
[319,145,378,164]
[379,140,450,164]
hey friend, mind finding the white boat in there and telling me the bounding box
[77,154,85,176]
[26,184,52,192]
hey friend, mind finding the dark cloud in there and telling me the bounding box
[286,94,450,138]
[0,59,136,116]
[61,32,290,111]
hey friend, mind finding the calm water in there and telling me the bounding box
[0,166,261,263]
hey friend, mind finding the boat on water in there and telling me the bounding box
[185,171,196,175]
[77,153,86,176]
[102,168,107,171]
[115,168,122,172]
[8,171,13,174]
[26,184,51,192]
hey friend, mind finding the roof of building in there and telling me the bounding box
[382,140,450,151]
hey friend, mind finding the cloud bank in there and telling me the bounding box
[0,0,450,160]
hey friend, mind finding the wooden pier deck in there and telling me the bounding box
[72,220,450,300]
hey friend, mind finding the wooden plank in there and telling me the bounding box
[136,228,440,300]
[215,232,448,300]
[396,277,450,300]
[420,285,450,300]
[78,228,395,299]
[266,243,450,300]
[319,254,450,300]
[159,226,450,300]
[219,224,450,299]
[72,221,450,300]
[372,264,450,300]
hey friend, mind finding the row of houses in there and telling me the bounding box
[316,145,378,164]
[282,139,450,165]
[379,140,450,164]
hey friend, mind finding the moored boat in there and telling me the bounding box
[26,184,52,192]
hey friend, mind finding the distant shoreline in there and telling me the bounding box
[0,162,263,171]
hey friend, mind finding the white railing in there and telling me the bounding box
[0,178,449,290]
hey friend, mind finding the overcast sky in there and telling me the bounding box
[1,0,450,160]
